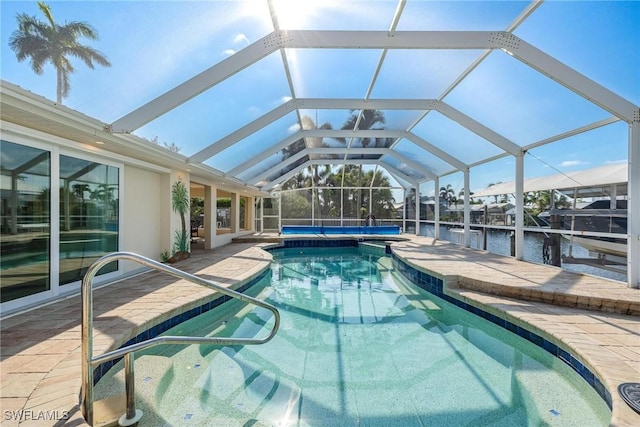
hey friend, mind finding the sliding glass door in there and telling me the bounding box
[1,140,121,306]
[1,141,51,302]
[59,155,119,285]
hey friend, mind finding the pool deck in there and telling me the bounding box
[1,235,639,426]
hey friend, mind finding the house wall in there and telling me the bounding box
[122,166,164,267]
[0,121,174,315]
[0,117,260,316]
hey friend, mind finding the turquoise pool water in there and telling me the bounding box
[96,247,610,426]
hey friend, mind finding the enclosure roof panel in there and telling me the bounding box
[1,0,637,192]
[473,163,628,198]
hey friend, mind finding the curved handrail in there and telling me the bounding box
[81,251,280,426]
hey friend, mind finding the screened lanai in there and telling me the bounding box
[98,0,640,287]
[1,0,638,288]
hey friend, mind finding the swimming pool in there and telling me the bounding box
[95,246,610,426]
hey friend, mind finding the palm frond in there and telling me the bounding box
[8,2,110,103]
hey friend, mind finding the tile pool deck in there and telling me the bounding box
[1,236,638,426]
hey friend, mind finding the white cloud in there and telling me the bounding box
[221,34,250,57]
[288,123,301,133]
[560,160,587,167]
[234,33,250,46]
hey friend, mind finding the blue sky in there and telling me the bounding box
[1,0,638,198]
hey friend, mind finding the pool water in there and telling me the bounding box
[96,247,610,426]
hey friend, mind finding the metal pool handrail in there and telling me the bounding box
[81,251,280,426]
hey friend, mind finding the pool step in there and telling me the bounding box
[154,346,244,423]
[376,255,393,272]
[360,240,395,257]
[157,346,302,425]
[93,354,174,425]
[92,393,126,427]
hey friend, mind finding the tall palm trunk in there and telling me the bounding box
[56,67,63,104]
[357,165,363,222]
[314,165,322,223]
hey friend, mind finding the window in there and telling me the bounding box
[1,141,51,302]
[59,155,119,285]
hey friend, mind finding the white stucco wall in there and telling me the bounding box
[121,166,164,270]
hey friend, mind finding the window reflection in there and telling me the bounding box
[1,141,51,302]
[239,196,252,230]
[59,155,119,285]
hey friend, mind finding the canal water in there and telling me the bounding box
[419,224,627,282]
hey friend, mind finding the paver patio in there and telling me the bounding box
[1,236,638,426]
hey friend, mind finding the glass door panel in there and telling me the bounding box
[0,140,51,302]
[59,155,119,285]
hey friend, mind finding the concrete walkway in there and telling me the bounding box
[1,237,638,426]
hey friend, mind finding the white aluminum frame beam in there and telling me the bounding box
[296,129,465,173]
[227,128,464,181]
[263,158,417,192]
[629,121,640,288]
[515,152,525,260]
[285,30,637,121]
[226,132,304,176]
[249,147,435,185]
[310,147,437,179]
[112,30,638,134]
[250,149,308,184]
[503,34,638,122]
[405,133,468,171]
[386,170,413,190]
[314,159,419,188]
[276,30,516,50]
[432,100,520,155]
[434,177,440,239]
[112,30,637,135]
[524,116,621,152]
[110,32,283,132]
[189,98,514,165]
[463,169,471,247]
[189,100,297,162]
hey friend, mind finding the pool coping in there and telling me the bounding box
[1,237,638,426]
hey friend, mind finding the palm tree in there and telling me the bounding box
[527,190,570,216]
[458,189,476,204]
[340,109,392,221]
[283,171,310,190]
[281,115,333,183]
[309,164,332,221]
[171,180,190,254]
[9,1,111,104]
[72,183,89,198]
[439,184,456,207]
[339,109,393,149]
[368,170,396,219]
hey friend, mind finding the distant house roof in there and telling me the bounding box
[473,163,627,198]
[446,203,494,212]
